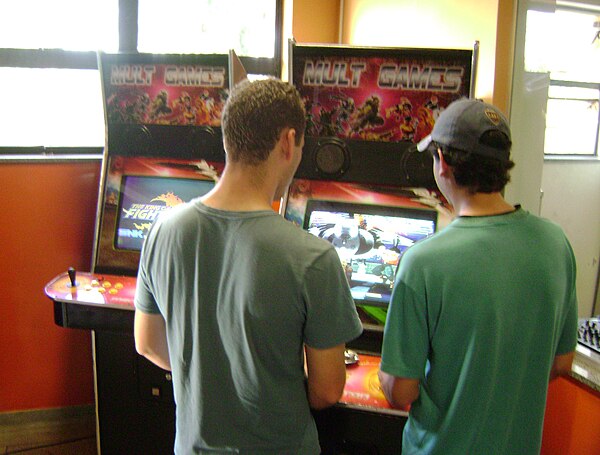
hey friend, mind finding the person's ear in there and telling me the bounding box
[281,128,296,160]
[437,149,452,177]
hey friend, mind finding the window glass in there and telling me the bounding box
[525,9,600,83]
[138,0,276,57]
[0,68,105,147]
[0,0,118,51]
[0,0,279,151]
[525,5,600,157]
[544,91,600,155]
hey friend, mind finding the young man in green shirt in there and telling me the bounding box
[379,98,578,454]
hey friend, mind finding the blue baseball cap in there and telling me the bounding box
[417,98,512,161]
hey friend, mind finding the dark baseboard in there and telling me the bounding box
[0,405,96,454]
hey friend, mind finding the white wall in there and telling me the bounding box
[540,162,600,317]
[342,0,499,101]
[508,0,600,317]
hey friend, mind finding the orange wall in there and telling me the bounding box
[292,0,340,43]
[541,376,600,455]
[340,0,500,102]
[0,161,101,412]
[493,0,516,114]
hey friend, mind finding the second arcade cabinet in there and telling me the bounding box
[284,41,475,453]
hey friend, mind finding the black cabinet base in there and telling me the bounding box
[94,331,405,454]
[314,406,406,455]
[94,331,175,455]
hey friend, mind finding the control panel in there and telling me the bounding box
[45,268,136,310]
[577,317,600,354]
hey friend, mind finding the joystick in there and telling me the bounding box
[67,267,77,288]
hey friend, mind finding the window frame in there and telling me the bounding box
[538,2,600,160]
[544,79,600,159]
[0,0,283,158]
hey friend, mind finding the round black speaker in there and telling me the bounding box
[313,138,350,178]
[189,125,216,150]
[123,125,152,153]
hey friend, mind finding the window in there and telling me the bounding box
[0,0,117,151]
[544,83,599,156]
[136,0,282,76]
[524,3,600,158]
[138,0,276,57]
[0,0,282,154]
[0,67,105,148]
[0,0,119,51]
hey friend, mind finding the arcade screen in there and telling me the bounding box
[116,175,215,251]
[303,200,437,326]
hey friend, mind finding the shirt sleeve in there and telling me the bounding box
[302,246,363,349]
[380,255,430,380]
[555,241,578,355]
[134,225,161,315]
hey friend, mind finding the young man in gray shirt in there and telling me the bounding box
[134,78,363,454]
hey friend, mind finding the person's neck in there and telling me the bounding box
[200,163,277,212]
[452,191,515,217]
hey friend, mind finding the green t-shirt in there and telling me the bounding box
[380,208,577,455]
[135,200,363,454]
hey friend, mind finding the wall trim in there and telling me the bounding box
[0,405,96,453]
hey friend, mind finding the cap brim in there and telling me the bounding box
[416,135,433,152]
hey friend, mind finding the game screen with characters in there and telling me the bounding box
[304,200,436,314]
[116,175,215,251]
[94,156,224,274]
[284,179,449,328]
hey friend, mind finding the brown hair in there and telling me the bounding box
[433,131,515,193]
[221,78,306,165]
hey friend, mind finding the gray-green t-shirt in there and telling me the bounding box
[380,208,578,455]
[135,200,363,454]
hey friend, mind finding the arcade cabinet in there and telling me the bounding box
[45,41,477,454]
[45,50,240,454]
[285,40,476,453]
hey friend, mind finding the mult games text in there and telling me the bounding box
[302,60,464,92]
[110,65,226,87]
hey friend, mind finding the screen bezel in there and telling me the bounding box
[93,156,224,276]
